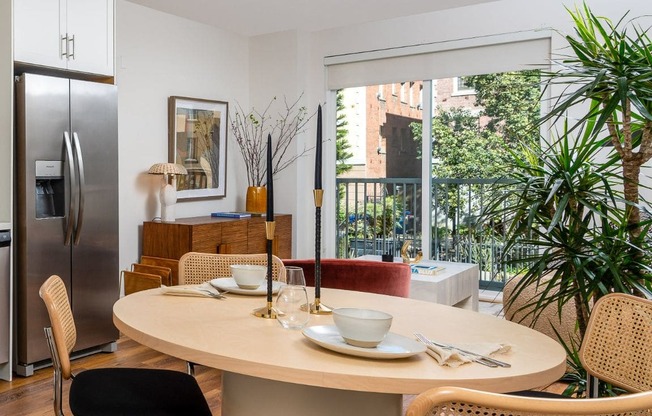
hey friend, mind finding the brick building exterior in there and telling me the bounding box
[367,83,423,179]
[339,77,482,181]
[340,82,424,180]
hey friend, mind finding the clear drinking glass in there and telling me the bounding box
[285,266,307,286]
[276,267,310,329]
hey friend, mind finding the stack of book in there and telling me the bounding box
[411,264,445,275]
[211,212,252,218]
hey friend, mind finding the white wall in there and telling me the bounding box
[0,0,12,383]
[248,30,312,258]
[0,0,12,229]
[116,1,250,269]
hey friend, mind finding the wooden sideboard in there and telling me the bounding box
[142,214,292,260]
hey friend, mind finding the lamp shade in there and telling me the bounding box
[148,163,188,176]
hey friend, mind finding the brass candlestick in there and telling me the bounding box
[309,189,332,315]
[253,299,276,318]
[254,221,278,318]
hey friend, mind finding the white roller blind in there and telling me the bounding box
[326,32,551,89]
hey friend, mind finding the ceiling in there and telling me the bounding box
[125,0,498,37]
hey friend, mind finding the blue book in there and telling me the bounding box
[211,212,252,218]
[411,264,445,275]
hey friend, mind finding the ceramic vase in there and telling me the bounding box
[245,186,267,213]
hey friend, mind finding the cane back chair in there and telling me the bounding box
[39,275,212,416]
[178,252,286,285]
[579,292,652,394]
[406,386,652,416]
[408,293,652,415]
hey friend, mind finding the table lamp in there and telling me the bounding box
[148,162,188,222]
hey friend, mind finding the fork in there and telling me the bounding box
[414,333,510,368]
[196,288,227,299]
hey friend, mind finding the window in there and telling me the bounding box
[327,33,551,260]
[409,82,415,107]
[452,76,475,96]
[377,85,385,100]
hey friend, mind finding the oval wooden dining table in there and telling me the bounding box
[113,286,566,416]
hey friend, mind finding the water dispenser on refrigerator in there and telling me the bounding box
[35,161,64,219]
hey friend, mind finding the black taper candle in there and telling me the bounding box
[267,134,274,220]
[314,105,322,303]
[315,105,322,190]
[266,133,274,304]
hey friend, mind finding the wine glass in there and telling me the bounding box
[276,267,310,329]
[285,266,307,286]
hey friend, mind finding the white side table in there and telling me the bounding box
[357,255,479,311]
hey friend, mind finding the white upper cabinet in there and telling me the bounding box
[65,0,114,75]
[14,0,114,77]
[13,0,63,70]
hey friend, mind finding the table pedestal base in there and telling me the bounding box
[222,372,403,416]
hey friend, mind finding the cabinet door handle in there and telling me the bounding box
[61,34,68,58]
[68,35,75,60]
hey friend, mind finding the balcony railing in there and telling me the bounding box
[336,177,525,291]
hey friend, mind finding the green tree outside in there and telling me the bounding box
[411,70,541,179]
[336,90,353,175]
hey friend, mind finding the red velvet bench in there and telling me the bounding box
[282,258,411,298]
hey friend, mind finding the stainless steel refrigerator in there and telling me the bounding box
[15,73,119,376]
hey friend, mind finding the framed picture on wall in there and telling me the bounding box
[168,96,228,200]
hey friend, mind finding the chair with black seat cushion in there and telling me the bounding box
[39,274,212,416]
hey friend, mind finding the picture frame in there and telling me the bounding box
[168,96,228,200]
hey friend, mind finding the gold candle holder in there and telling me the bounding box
[254,221,277,319]
[265,221,276,240]
[309,298,332,314]
[253,301,277,319]
[310,188,331,314]
[313,189,324,208]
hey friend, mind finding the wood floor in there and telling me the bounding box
[0,336,223,416]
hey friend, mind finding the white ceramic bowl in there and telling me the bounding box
[332,308,393,348]
[230,264,267,289]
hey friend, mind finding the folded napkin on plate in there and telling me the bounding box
[425,342,511,367]
[160,283,221,298]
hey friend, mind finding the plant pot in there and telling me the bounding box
[246,186,267,214]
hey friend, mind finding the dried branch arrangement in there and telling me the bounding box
[230,95,314,187]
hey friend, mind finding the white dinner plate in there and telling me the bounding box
[302,325,426,359]
[210,278,283,295]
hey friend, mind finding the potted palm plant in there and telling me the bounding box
[230,95,313,212]
[486,123,651,338]
[482,3,652,395]
[540,3,652,243]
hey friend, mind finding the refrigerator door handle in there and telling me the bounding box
[72,132,86,245]
[64,131,77,246]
